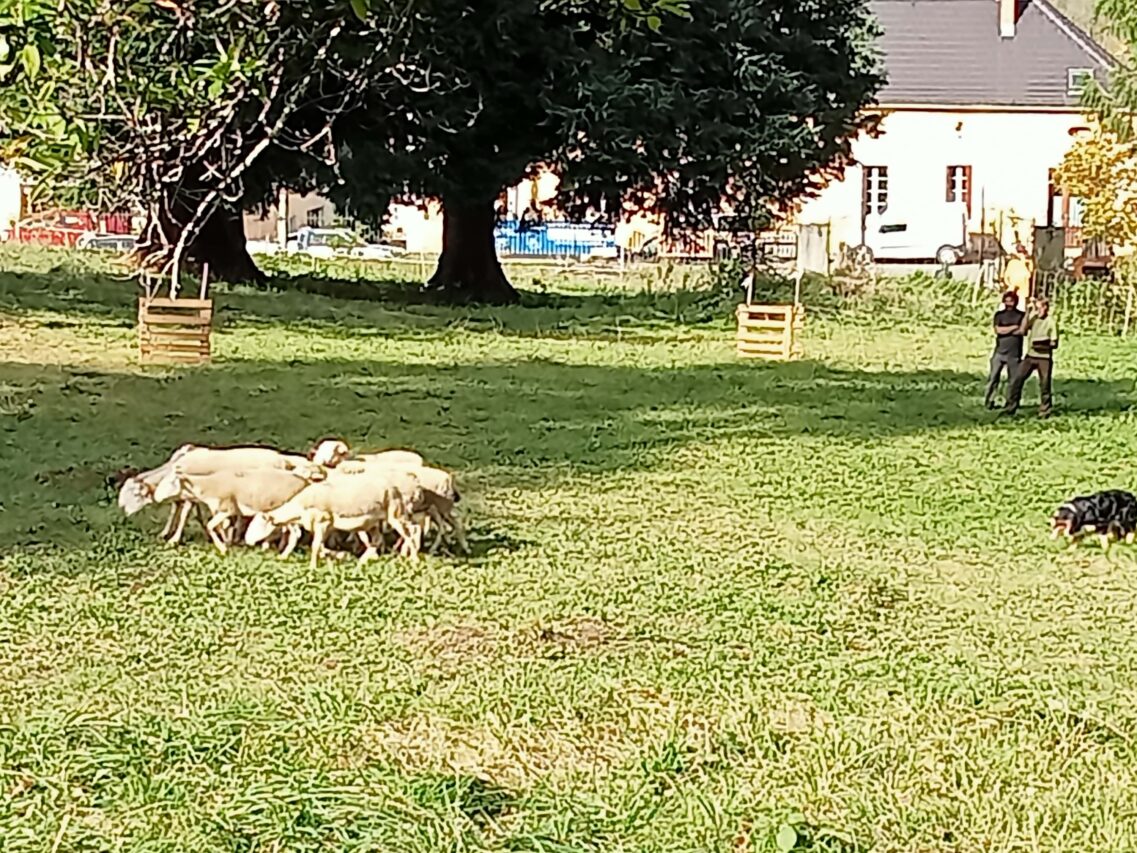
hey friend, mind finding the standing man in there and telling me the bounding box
[984,291,1025,409]
[1003,296,1059,418]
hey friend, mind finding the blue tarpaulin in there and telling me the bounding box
[494,220,617,259]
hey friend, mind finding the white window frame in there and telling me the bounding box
[864,166,889,216]
[1067,68,1094,97]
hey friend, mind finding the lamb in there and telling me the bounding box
[401,465,467,555]
[244,468,424,568]
[321,457,466,555]
[152,467,317,554]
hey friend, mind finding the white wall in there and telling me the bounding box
[798,109,1089,251]
[0,166,22,238]
[243,191,337,242]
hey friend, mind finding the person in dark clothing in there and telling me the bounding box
[984,291,1026,409]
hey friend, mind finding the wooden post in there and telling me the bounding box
[1124,285,1134,337]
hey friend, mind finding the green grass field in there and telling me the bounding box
[2,246,1137,852]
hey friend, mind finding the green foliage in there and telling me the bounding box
[1082,0,1137,139]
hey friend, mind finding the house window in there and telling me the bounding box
[863,166,888,215]
[946,165,973,215]
[1067,68,1094,97]
[306,207,324,228]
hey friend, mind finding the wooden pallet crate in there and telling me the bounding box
[138,297,213,364]
[735,302,803,361]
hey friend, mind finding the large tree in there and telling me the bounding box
[317,0,883,303]
[0,0,689,287]
[2,0,880,302]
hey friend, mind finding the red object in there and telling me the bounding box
[11,209,133,246]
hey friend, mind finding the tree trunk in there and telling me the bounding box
[147,186,265,286]
[428,200,519,305]
[187,205,264,285]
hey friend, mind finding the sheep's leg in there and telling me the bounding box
[166,501,194,546]
[310,519,328,570]
[205,512,230,555]
[279,525,302,560]
[159,503,180,539]
[356,529,381,564]
[193,502,210,536]
[423,507,445,556]
[387,504,420,561]
[447,512,470,556]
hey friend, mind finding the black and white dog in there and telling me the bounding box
[1050,490,1137,550]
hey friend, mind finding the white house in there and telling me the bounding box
[797,0,1115,262]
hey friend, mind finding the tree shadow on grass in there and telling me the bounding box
[1,353,1133,552]
[0,264,739,342]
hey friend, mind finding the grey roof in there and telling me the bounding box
[871,0,1115,108]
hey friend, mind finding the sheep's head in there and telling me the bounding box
[245,513,276,546]
[309,439,350,467]
[117,477,153,515]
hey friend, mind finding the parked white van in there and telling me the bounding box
[858,202,969,265]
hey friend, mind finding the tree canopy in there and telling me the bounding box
[2,0,883,303]
[311,0,883,302]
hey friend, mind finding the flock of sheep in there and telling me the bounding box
[114,439,467,566]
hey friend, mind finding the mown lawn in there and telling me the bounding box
[2,247,1137,852]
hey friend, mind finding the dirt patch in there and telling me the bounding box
[351,688,717,788]
[527,616,613,653]
[397,616,620,668]
[395,622,500,666]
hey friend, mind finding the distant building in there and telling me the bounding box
[797,0,1115,260]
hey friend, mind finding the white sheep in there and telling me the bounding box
[309,437,424,473]
[152,467,317,554]
[120,443,325,544]
[326,458,466,556]
[245,468,424,568]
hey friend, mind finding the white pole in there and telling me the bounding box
[276,187,288,249]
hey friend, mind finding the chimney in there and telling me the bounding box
[1000,0,1018,39]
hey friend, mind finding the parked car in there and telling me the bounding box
[246,239,283,257]
[286,226,362,259]
[285,226,397,261]
[75,232,139,252]
[348,241,403,261]
[856,202,969,265]
[494,219,617,261]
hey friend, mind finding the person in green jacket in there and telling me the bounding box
[1003,296,1059,418]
